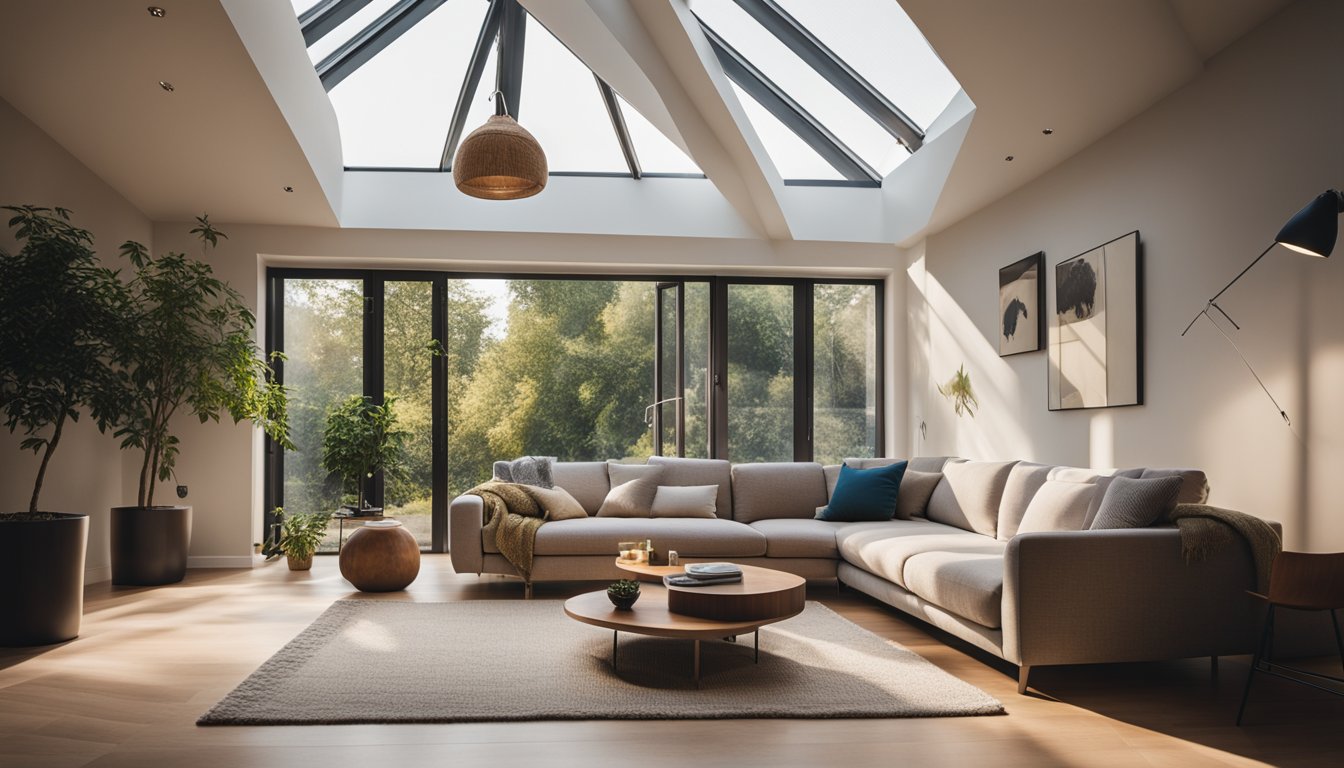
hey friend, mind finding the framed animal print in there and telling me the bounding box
[999,252,1044,356]
[1048,231,1143,411]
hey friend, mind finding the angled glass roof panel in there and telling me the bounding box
[693,0,891,175]
[328,0,486,168]
[306,0,399,65]
[291,0,323,17]
[615,94,701,175]
[518,18,628,174]
[776,0,959,130]
[730,83,842,181]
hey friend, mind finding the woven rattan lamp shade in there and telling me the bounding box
[453,114,548,200]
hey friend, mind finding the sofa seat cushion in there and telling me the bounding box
[835,519,1002,589]
[902,551,1006,629]
[533,517,766,557]
[749,518,850,559]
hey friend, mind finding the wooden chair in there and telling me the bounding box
[1237,551,1344,725]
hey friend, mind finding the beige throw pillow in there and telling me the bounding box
[895,470,942,519]
[649,485,718,518]
[596,463,663,517]
[1015,480,1098,535]
[524,484,588,521]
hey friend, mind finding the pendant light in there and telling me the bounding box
[453,91,547,200]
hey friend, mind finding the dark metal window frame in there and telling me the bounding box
[264,269,884,550]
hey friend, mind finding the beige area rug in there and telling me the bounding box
[198,599,1003,725]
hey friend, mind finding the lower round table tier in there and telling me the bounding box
[617,561,806,621]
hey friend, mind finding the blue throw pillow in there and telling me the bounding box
[817,461,909,522]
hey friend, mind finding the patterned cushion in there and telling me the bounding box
[492,456,554,488]
[1089,475,1183,530]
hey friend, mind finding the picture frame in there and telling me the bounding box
[998,252,1045,356]
[1048,231,1143,411]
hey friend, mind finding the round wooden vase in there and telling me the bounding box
[338,520,420,592]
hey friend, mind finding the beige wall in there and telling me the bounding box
[907,0,1344,550]
[0,97,153,582]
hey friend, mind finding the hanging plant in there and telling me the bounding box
[938,364,979,418]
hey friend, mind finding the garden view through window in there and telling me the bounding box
[269,274,880,552]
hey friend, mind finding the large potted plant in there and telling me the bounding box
[321,394,408,514]
[109,216,291,586]
[0,206,124,645]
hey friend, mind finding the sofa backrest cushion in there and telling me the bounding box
[647,456,734,520]
[596,463,664,517]
[1015,479,1099,534]
[926,459,1017,537]
[896,470,942,519]
[550,461,610,515]
[997,463,1117,540]
[731,462,828,524]
[908,456,954,473]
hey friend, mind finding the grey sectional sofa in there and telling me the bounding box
[449,455,1270,692]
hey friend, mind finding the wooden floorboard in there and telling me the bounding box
[1,555,1340,768]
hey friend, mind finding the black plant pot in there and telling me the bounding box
[0,512,88,646]
[111,506,191,586]
[608,589,640,610]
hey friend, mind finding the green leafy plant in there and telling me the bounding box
[275,507,330,561]
[0,206,125,515]
[112,216,292,507]
[607,579,640,598]
[937,364,979,418]
[321,394,409,512]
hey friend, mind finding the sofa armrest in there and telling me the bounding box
[1003,527,1263,667]
[449,494,486,574]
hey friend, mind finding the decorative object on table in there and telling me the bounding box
[338,519,420,592]
[198,600,1004,724]
[275,507,331,572]
[1048,231,1143,411]
[617,541,648,564]
[1181,189,1342,431]
[453,86,547,200]
[108,215,291,586]
[999,251,1045,356]
[1236,551,1344,725]
[0,206,121,646]
[668,550,679,566]
[321,393,408,515]
[937,364,979,417]
[606,579,641,610]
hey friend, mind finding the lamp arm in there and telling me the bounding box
[1181,242,1275,337]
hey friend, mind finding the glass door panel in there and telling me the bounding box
[813,283,878,464]
[383,280,435,550]
[682,282,711,458]
[655,283,681,456]
[726,283,795,462]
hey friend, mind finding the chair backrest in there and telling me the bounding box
[1267,551,1344,610]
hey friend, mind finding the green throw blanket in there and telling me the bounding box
[1169,503,1281,593]
[468,481,547,582]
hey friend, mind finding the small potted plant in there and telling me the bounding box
[607,579,641,610]
[276,508,331,571]
[321,394,408,514]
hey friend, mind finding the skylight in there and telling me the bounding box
[691,0,960,184]
[292,0,703,177]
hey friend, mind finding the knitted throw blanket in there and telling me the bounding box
[467,481,547,582]
[1169,503,1281,593]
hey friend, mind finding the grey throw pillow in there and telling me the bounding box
[596,463,664,517]
[1089,475,1183,530]
[494,456,554,488]
[896,470,942,519]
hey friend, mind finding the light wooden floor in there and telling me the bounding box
[2,556,1341,768]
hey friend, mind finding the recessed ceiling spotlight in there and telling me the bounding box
[1005,155,1014,162]
[1042,128,1054,135]
[283,186,294,193]
[159,80,175,92]
[147,6,165,17]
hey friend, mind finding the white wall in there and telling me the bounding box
[907,0,1344,550]
[0,97,153,583]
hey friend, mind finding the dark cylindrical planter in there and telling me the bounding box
[0,513,88,646]
[111,506,191,586]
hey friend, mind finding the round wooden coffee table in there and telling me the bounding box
[564,562,805,684]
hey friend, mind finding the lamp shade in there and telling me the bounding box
[452,114,548,200]
[1274,189,1343,257]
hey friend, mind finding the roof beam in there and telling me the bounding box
[440,0,505,170]
[298,0,374,47]
[596,76,642,179]
[730,0,924,151]
[700,23,877,183]
[496,0,526,119]
[316,0,448,92]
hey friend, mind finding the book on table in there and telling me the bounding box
[663,573,743,587]
[683,562,743,579]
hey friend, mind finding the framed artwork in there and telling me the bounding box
[1048,231,1143,410]
[998,252,1044,356]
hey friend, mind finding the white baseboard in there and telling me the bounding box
[187,555,255,569]
[84,565,112,585]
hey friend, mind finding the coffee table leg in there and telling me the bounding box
[612,630,618,672]
[754,629,759,663]
[693,639,701,686]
